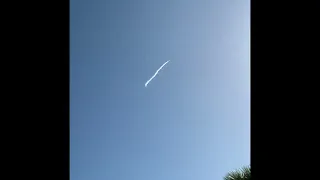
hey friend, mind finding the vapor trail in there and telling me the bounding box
[145,60,170,87]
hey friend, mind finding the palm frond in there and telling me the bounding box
[224,165,251,180]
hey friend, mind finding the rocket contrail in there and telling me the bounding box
[145,60,170,87]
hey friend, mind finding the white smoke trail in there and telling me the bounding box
[145,60,170,87]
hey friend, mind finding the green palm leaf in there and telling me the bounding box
[224,165,251,180]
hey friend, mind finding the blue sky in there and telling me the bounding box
[70,0,250,179]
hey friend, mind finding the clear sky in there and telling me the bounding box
[70,0,250,180]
